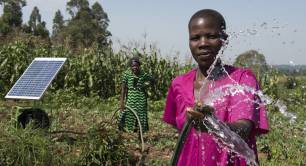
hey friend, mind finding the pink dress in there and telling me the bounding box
[163,66,269,166]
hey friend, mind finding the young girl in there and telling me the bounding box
[163,9,269,166]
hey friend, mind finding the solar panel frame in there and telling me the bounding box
[5,57,66,100]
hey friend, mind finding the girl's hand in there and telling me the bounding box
[186,102,214,120]
[186,107,204,120]
[186,103,215,132]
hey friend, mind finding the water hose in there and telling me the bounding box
[170,105,210,166]
[169,118,193,166]
[112,105,145,152]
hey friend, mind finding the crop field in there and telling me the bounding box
[0,42,305,166]
[1,1,305,165]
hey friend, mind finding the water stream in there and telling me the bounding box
[193,33,300,165]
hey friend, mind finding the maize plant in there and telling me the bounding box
[0,41,39,98]
[0,40,189,100]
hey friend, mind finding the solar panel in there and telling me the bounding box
[5,58,66,100]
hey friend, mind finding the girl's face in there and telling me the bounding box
[189,17,224,71]
[131,61,140,75]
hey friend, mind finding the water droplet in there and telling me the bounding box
[260,22,267,27]
[247,29,257,35]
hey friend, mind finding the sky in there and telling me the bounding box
[0,0,306,65]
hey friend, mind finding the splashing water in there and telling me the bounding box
[197,80,298,165]
[197,79,259,166]
[274,100,297,123]
[202,114,258,166]
[191,44,259,165]
[193,36,299,165]
[201,82,297,123]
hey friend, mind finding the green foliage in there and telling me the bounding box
[92,2,109,29]
[23,6,49,39]
[0,17,10,36]
[148,100,165,112]
[61,48,121,98]
[0,75,305,165]
[130,48,185,99]
[54,0,110,51]
[1,0,26,28]
[0,4,50,46]
[1,0,110,51]
[234,49,268,75]
[256,76,306,165]
[33,22,49,38]
[0,124,54,166]
[285,76,299,89]
[78,124,129,165]
[52,10,64,39]
[66,0,90,18]
[234,49,281,102]
[257,110,306,165]
[0,115,130,166]
[0,41,35,98]
[258,69,280,101]
[280,76,305,106]
[0,0,26,38]
[0,92,131,165]
[1,2,304,165]
[56,46,184,99]
[28,6,41,29]
[0,41,185,100]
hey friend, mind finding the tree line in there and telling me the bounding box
[0,0,111,52]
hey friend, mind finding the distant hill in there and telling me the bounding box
[272,65,306,75]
